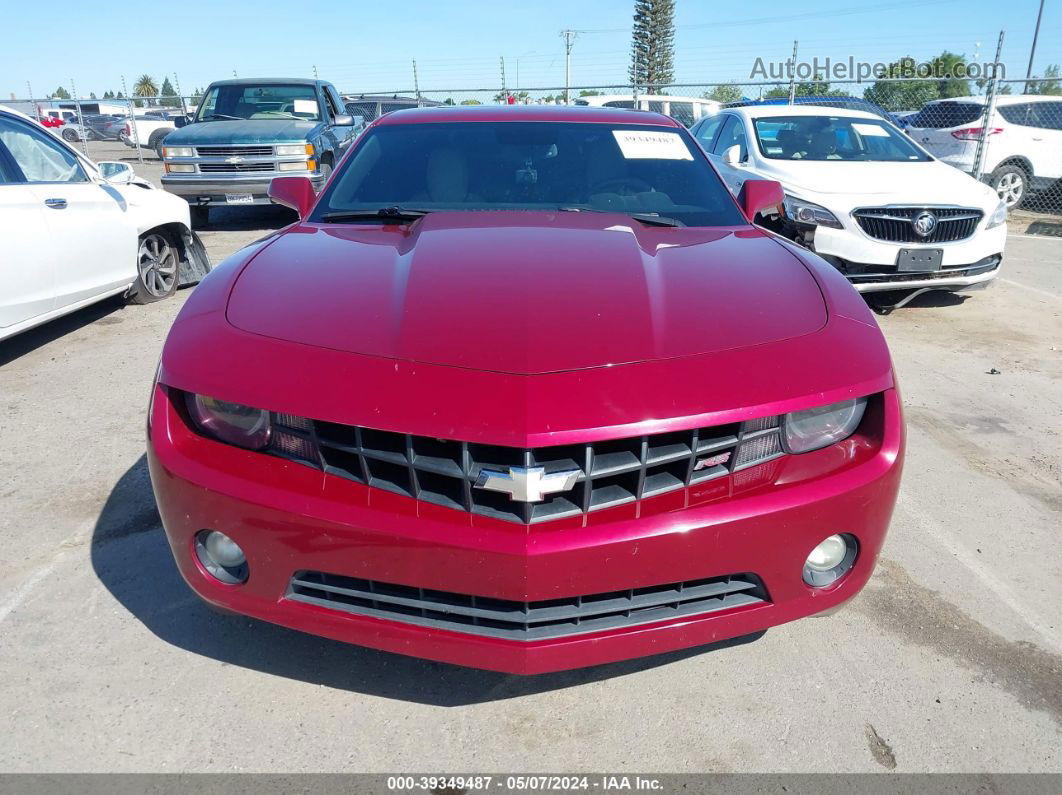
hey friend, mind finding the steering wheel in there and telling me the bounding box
[592,177,652,195]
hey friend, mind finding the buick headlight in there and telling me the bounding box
[185,394,272,450]
[163,146,194,158]
[783,195,843,229]
[783,398,867,454]
[276,143,313,156]
[985,199,1007,229]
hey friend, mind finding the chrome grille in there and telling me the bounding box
[261,412,785,524]
[853,207,982,243]
[195,145,273,157]
[198,162,274,173]
[287,571,769,640]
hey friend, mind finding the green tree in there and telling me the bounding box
[89,92,97,99]
[133,74,159,104]
[930,51,971,98]
[102,90,114,99]
[763,76,843,100]
[864,57,938,111]
[459,99,482,105]
[1027,64,1061,95]
[444,97,455,105]
[191,87,205,103]
[159,76,179,107]
[629,0,675,92]
[52,86,70,99]
[578,89,603,97]
[706,84,743,103]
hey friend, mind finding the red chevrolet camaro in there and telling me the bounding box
[147,106,904,674]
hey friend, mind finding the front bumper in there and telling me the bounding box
[148,385,904,674]
[161,174,325,206]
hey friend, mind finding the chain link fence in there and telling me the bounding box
[6,70,1060,221]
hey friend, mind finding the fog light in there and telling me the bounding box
[803,533,857,587]
[195,530,248,584]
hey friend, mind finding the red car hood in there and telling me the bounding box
[226,212,827,375]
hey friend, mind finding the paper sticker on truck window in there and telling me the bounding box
[612,130,693,160]
[852,123,889,137]
[293,99,317,114]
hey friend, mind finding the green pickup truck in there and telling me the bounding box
[160,78,361,225]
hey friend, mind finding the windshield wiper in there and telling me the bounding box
[202,113,242,121]
[320,206,433,224]
[557,206,684,227]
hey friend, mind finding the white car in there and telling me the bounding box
[690,105,1007,298]
[905,95,1062,209]
[0,106,210,342]
[574,94,720,127]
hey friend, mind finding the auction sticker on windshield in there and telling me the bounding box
[612,130,693,160]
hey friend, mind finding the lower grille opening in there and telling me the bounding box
[287,571,770,641]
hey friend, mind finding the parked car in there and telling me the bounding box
[726,96,900,126]
[160,78,361,226]
[57,120,99,142]
[0,107,210,342]
[691,105,1007,301]
[147,105,904,674]
[120,113,176,158]
[905,95,1062,209]
[38,115,64,128]
[341,93,443,122]
[574,94,719,126]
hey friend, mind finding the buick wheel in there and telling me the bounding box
[129,232,179,304]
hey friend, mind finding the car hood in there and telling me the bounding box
[163,118,322,145]
[759,159,998,208]
[226,212,828,375]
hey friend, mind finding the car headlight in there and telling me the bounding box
[783,195,843,229]
[985,199,1007,229]
[185,394,271,450]
[163,146,194,158]
[276,143,313,156]
[783,397,867,453]
[277,160,309,172]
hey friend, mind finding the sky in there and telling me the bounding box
[2,0,1057,101]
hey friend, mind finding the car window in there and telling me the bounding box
[668,102,695,126]
[0,117,88,183]
[381,103,415,115]
[314,121,746,228]
[693,115,726,150]
[997,104,1032,126]
[322,89,339,121]
[604,100,635,109]
[196,83,322,121]
[345,101,379,122]
[752,115,930,162]
[1029,102,1062,131]
[712,116,747,158]
[907,102,983,129]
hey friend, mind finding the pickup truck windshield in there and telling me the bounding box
[196,84,321,122]
[753,115,930,162]
[313,121,745,227]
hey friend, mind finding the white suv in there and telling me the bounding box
[906,95,1062,208]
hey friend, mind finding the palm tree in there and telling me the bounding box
[133,74,159,100]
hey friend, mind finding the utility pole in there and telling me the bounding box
[1024,0,1045,93]
[787,40,799,104]
[560,29,577,105]
[313,64,319,79]
[413,59,421,100]
[974,30,1006,181]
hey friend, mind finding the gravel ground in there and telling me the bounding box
[0,141,1059,773]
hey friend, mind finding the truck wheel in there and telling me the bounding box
[149,132,168,159]
[990,164,1028,209]
[128,231,179,304]
[190,207,210,228]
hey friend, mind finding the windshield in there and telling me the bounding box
[195,84,321,122]
[313,121,745,227]
[753,115,930,162]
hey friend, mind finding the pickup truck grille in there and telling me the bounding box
[853,207,982,243]
[198,162,275,173]
[195,145,274,157]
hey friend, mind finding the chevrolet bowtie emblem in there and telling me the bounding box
[474,465,580,502]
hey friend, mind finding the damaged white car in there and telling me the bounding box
[0,106,210,342]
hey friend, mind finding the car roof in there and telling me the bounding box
[373,105,683,126]
[721,105,883,121]
[206,77,325,87]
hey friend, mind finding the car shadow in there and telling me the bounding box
[91,455,765,706]
[195,205,297,233]
[0,294,126,367]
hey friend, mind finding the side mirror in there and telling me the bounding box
[333,114,355,126]
[738,179,785,223]
[97,161,136,184]
[722,144,746,166]
[174,116,187,128]
[268,176,316,218]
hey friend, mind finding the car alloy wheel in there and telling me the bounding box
[995,170,1024,208]
[137,233,178,298]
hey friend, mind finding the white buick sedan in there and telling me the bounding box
[691,105,1007,301]
[0,106,210,342]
